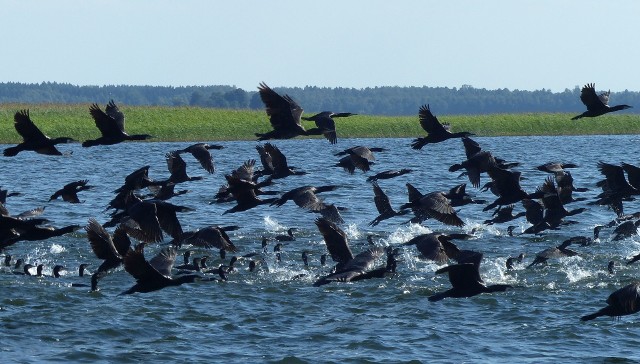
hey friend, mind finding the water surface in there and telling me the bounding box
[1,135,640,362]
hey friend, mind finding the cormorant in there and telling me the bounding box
[572,83,632,120]
[121,243,200,295]
[411,104,474,150]
[49,180,93,203]
[366,169,413,182]
[83,100,152,147]
[174,143,223,173]
[255,82,307,141]
[85,218,132,273]
[400,183,465,227]
[428,256,511,301]
[581,282,640,321]
[301,111,357,144]
[3,110,75,157]
[369,182,410,226]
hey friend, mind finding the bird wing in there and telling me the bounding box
[148,246,177,277]
[85,218,122,260]
[418,104,449,135]
[258,82,303,130]
[124,243,171,282]
[292,189,325,211]
[372,182,394,214]
[315,217,353,264]
[436,263,484,290]
[106,100,126,132]
[189,144,215,173]
[13,110,48,142]
[462,137,482,159]
[264,143,290,173]
[579,83,607,112]
[342,247,385,272]
[89,103,120,137]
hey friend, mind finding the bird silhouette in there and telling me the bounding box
[581,282,640,321]
[83,100,152,147]
[4,110,74,156]
[572,83,631,120]
[411,104,474,149]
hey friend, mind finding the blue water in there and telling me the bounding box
[1,135,640,363]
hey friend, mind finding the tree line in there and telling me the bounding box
[1,81,638,116]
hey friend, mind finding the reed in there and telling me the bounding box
[0,103,638,143]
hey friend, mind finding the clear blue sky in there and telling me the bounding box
[2,0,639,92]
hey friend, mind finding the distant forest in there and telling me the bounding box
[1,82,638,116]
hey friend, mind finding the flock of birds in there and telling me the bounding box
[0,82,638,322]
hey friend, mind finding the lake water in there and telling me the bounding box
[1,135,640,363]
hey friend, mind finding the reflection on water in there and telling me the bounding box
[1,135,640,362]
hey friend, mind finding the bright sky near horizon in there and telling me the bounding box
[2,0,639,92]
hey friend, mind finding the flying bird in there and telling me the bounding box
[4,110,74,157]
[83,100,152,147]
[571,83,631,120]
[411,104,474,150]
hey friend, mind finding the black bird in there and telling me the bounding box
[113,165,164,194]
[146,182,189,201]
[165,151,204,184]
[571,83,632,120]
[369,182,409,226]
[506,253,525,270]
[313,218,393,286]
[484,205,525,225]
[593,162,640,216]
[401,183,465,227]
[449,137,499,188]
[120,243,200,295]
[411,104,474,150]
[275,228,296,242]
[174,143,223,174]
[256,143,306,179]
[536,162,578,173]
[113,192,193,243]
[85,218,132,273]
[366,169,413,182]
[180,225,238,252]
[581,282,640,321]
[255,82,307,141]
[527,238,579,268]
[612,219,640,241]
[4,109,74,157]
[334,146,384,174]
[483,165,540,212]
[222,175,278,214]
[444,183,486,207]
[49,180,93,203]
[402,233,476,264]
[428,255,511,301]
[271,185,338,212]
[554,171,588,204]
[536,176,587,228]
[301,111,357,144]
[83,100,152,147]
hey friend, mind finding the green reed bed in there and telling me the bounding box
[0,103,638,143]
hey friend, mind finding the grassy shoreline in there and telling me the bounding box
[0,103,638,143]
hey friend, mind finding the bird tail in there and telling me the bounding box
[3,146,21,157]
[411,138,427,150]
[428,290,451,302]
[449,164,463,172]
[571,114,583,121]
[580,308,607,321]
